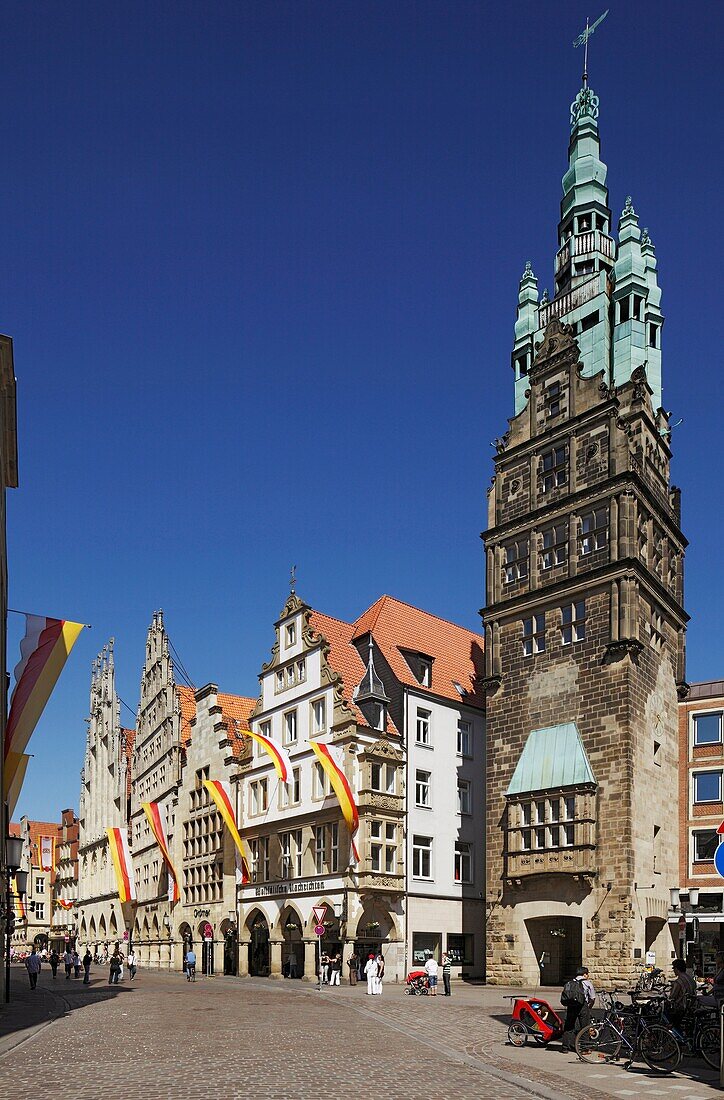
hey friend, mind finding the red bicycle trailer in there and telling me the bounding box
[506,996,565,1046]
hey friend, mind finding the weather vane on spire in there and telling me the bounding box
[573,10,609,87]
[290,563,297,594]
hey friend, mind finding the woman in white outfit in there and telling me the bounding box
[364,953,378,995]
[374,953,385,994]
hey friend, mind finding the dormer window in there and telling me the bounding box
[418,656,432,687]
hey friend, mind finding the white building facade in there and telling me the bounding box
[78,641,134,953]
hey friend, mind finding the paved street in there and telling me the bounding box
[0,968,719,1099]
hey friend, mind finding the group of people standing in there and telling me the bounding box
[315,949,386,993]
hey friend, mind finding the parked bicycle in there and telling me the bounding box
[575,991,680,1073]
[663,998,720,1070]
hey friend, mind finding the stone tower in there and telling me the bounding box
[482,80,687,985]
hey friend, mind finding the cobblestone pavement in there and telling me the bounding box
[0,969,719,1099]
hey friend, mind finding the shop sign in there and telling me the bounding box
[255,880,321,898]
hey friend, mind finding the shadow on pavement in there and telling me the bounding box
[0,965,135,1055]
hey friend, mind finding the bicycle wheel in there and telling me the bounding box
[639,1024,681,1073]
[575,1021,623,1063]
[698,1024,720,1070]
[507,1022,528,1047]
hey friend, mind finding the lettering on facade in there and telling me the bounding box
[254,880,321,898]
[193,908,211,918]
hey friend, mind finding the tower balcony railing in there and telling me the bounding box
[539,273,602,328]
[555,230,615,274]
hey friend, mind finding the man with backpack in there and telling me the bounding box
[561,966,596,1051]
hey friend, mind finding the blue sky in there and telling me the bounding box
[8,1,722,822]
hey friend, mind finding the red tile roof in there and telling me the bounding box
[309,610,398,735]
[176,685,197,748]
[352,595,485,707]
[218,692,256,760]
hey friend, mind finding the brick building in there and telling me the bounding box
[675,680,724,974]
[483,75,687,984]
[50,808,79,951]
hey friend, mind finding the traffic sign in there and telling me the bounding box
[314,924,325,936]
[312,905,327,924]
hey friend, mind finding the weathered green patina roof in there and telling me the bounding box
[506,722,596,796]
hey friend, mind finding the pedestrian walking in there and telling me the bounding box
[82,949,92,984]
[25,946,41,989]
[442,952,452,996]
[127,950,137,981]
[63,948,73,980]
[49,949,59,979]
[73,950,82,978]
[561,966,596,1051]
[185,949,196,981]
[424,953,439,996]
[109,951,121,985]
[118,953,124,982]
[329,953,342,986]
[364,952,378,995]
[347,951,359,986]
[287,949,297,979]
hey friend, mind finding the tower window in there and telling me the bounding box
[516,355,528,378]
[561,601,586,645]
[522,614,545,657]
[580,310,599,333]
[541,523,568,570]
[649,324,658,348]
[545,381,561,417]
[619,296,630,323]
[541,445,567,492]
[580,508,608,555]
[504,538,529,584]
[633,295,644,321]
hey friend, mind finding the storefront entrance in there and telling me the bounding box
[248,913,270,977]
[222,921,238,976]
[525,916,582,985]
[281,910,304,978]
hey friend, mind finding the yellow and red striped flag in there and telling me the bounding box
[106,827,136,903]
[246,728,292,783]
[5,752,30,817]
[309,740,360,865]
[55,899,74,911]
[203,779,251,884]
[141,801,180,903]
[5,616,85,769]
[13,878,26,921]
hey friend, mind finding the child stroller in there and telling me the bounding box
[506,996,564,1045]
[404,969,429,995]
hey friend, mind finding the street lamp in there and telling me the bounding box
[5,834,24,1004]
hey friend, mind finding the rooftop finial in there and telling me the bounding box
[290,563,297,594]
[622,195,635,217]
[573,9,609,88]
